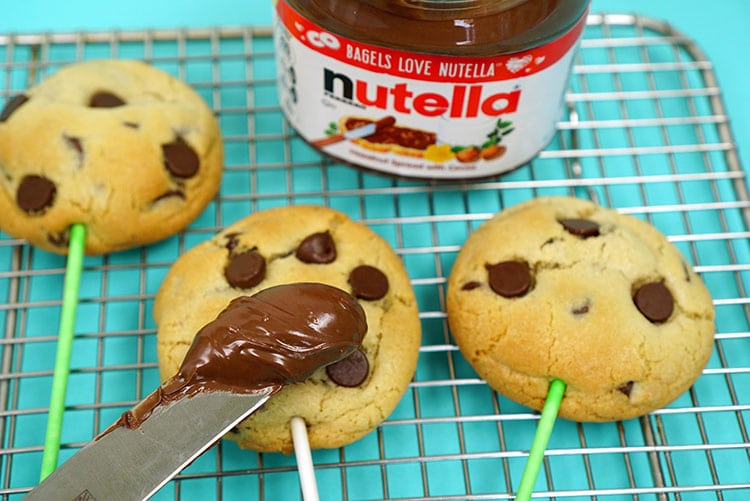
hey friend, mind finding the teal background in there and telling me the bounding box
[1,1,748,170]
[1,2,749,498]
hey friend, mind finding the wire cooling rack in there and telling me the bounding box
[1,13,749,500]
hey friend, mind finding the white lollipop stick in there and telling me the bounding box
[290,416,319,501]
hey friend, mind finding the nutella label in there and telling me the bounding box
[274,0,587,179]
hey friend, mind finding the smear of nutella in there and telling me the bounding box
[106,283,367,433]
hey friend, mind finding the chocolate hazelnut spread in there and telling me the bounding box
[274,0,590,179]
[344,117,437,151]
[108,283,367,432]
[289,0,588,55]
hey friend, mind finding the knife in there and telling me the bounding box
[24,386,276,501]
[24,282,368,501]
[312,115,396,147]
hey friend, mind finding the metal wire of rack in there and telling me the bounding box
[1,13,749,500]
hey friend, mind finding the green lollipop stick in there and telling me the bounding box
[39,223,87,480]
[516,378,567,500]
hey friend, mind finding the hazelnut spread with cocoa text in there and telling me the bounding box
[110,283,368,431]
[274,0,590,179]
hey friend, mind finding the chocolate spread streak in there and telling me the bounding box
[106,283,367,433]
[344,118,436,151]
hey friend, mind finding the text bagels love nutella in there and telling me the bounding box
[274,0,588,179]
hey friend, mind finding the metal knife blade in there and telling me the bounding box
[311,115,396,147]
[25,386,275,501]
[343,122,376,139]
[310,123,377,147]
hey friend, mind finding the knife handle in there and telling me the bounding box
[311,134,344,147]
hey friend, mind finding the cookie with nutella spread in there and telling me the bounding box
[446,196,715,422]
[0,59,223,255]
[154,205,421,452]
[112,283,367,433]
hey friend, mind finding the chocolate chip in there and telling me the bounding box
[296,231,337,264]
[47,229,70,247]
[618,381,634,397]
[16,175,57,214]
[223,232,241,251]
[461,281,481,291]
[0,94,29,122]
[225,250,266,289]
[572,299,591,315]
[326,348,369,387]
[89,91,126,108]
[633,281,673,323]
[123,121,139,129]
[162,138,199,178]
[560,218,600,238]
[348,265,389,300]
[485,261,531,298]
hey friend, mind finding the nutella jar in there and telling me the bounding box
[273,0,590,179]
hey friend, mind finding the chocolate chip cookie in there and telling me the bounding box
[154,205,421,453]
[0,59,223,254]
[446,197,715,422]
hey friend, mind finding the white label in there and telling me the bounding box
[274,0,586,179]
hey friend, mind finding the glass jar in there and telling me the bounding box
[274,0,591,179]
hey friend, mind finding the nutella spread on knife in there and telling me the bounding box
[109,283,367,431]
[274,0,590,179]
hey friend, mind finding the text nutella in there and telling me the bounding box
[274,0,590,179]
